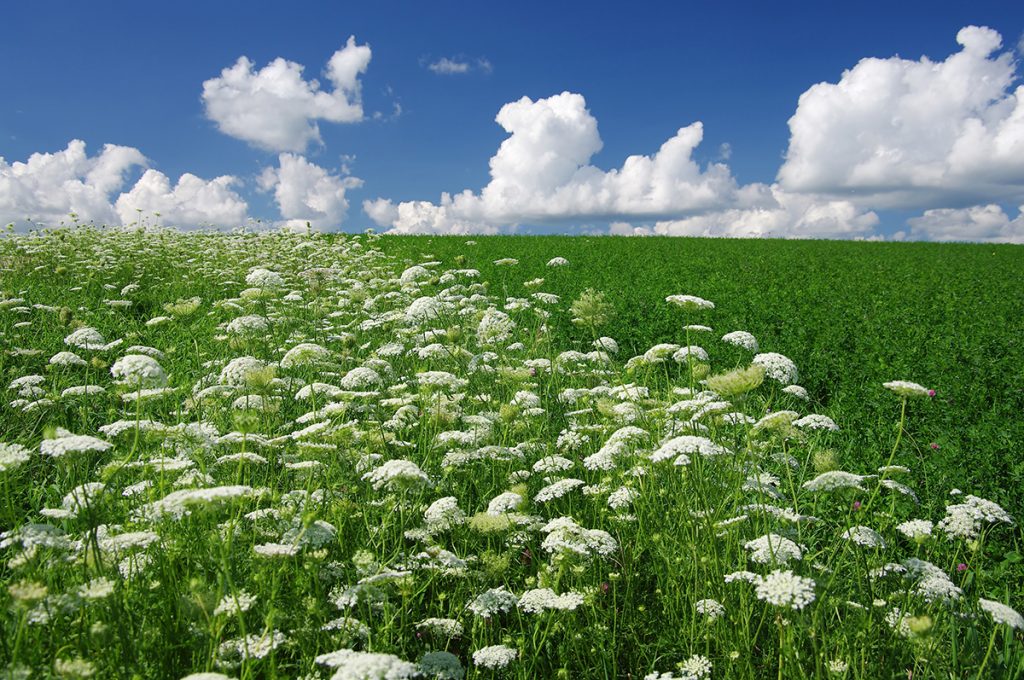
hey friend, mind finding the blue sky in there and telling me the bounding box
[2,1,1024,240]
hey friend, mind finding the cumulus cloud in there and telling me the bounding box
[651,187,879,239]
[0,140,251,229]
[365,91,769,233]
[426,56,493,75]
[0,140,146,227]
[202,36,372,152]
[906,204,1024,243]
[779,26,1024,208]
[259,153,363,231]
[114,170,248,228]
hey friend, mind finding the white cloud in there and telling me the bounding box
[426,56,492,75]
[0,140,250,229]
[779,26,1024,208]
[906,204,1024,243]
[362,197,399,226]
[202,36,372,152]
[651,187,878,239]
[0,140,146,227]
[609,221,653,236]
[259,153,363,231]
[114,169,248,228]
[428,57,470,75]
[365,91,769,234]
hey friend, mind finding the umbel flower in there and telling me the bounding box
[570,289,613,328]
[883,380,932,398]
[753,569,816,610]
[666,294,715,311]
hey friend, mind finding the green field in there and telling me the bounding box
[378,235,1024,518]
[0,228,1021,679]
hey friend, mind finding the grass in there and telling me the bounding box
[0,227,1021,679]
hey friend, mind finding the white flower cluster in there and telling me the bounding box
[405,295,448,323]
[651,435,729,465]
[65,327,118,351]
[218,356,269,386]
[744,533,804,565]
[280,343,332,369]
[0,443,31,472]
[882,380,931,398]
[39,433,112,458]
[721,330,759,351]
[666,294,715,310]
[937,494,1013,539]
[802,470,874,492]
[694,598,725,620]
[752,352,799,385]
[477,308,515,346]
[225,314,269,335]
[978,598,1024,630]
[472,645,518,670]
[315,649,419,679]
[417,617,464,638]
[486,491,524,515]
[424,496,465,532]
[752,569,817,610]
[841,525,886,548]
[540,516,618,561]
[245,268,285,288]
[793,414,839,431]
[468,587,518,618]
[140,485,258,519]
[534,478,585,503]
[340,366,382,390]
[517,588,585,613]
[361,459,429,491]
[895,519,933,541]
[111,354,168,388]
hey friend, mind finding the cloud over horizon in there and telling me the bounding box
[258,153,363,232]
[365,91,773,234]
[0,140,251,230]
[4,26,1024,242]
[778,26,1024,209]
[363,26,1024,241]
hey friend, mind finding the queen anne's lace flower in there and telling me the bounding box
[468,587,518,618]
[472,645,518,670]
[534,478,585,503]
[744,533,804,565]
[695,599,725,620]
[753,569,816,610]
[361,459,429,491]
[477,308,515,346]
[666,295,715,310]
[245,268,284,288]
[841,525,886,548]
[721,330,759,351]
[882,380,931,398]
[517,588,585,613]
[802,470,873,492]
[937,494,1013,539]
[111,354,168,387]
[0,443,31,472]
[753,352,799,385]
[340,366,382,390]
[424,496,465,531]
[978,598,1024,629]
[316,649,419,679]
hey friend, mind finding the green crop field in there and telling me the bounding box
[0,227,1022,679]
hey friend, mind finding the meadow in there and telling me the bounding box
[0,227,1021,679]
